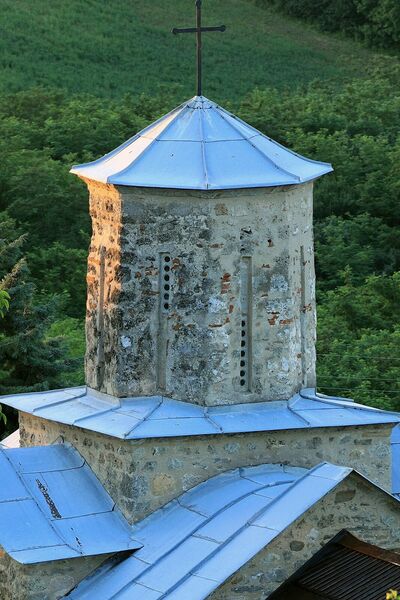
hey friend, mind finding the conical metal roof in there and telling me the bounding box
[71,96,333,190]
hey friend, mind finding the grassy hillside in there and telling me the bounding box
[0,0,388,101]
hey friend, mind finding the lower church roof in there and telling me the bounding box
[2,387,399,441]
[65,462,389,600]
[0,444,140,564]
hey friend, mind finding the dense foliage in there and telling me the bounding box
[256,0,400,49]
[0,213,82,431]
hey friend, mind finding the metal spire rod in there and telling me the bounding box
[172,0,226,97]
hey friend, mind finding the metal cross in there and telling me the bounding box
[172,0,226,97]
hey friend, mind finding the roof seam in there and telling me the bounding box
[123,396,164,438]
[287,402,312,426]
[18,463,85,474]
[203,407,224,433]
[108,105,187,185]
[122,481,267,595]
[71,407,115,425]
[130,471,309,597]
[247,462,345,528]
[198,105,210,190]
[161,492,283,597]
[216,103,333,170]
[301,388,400,418]
[31,389,88,414]
[0,496,31,504]
[0,447,81,558]
[71,101,187,173]
[215,107,302,182]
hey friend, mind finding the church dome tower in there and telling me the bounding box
[3,5,400,599]
[71,96,332,406]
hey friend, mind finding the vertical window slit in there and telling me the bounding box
[300,246,307,386]
[240,256,252,391]
[157,253,171,391]
[96,246,106,388]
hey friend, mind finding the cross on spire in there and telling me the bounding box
[172,0,226,97]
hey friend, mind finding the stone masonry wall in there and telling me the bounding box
[85,181,122,392]
[210,473,400,599]
[19,413,394,523]
[85,181,316,405]
[0,548,110,600]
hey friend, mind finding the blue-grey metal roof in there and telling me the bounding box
[65,462,355,599]
[2,387,399,441]
[392,425,400,499]
[70,96,333,190]
[0,444,140,564]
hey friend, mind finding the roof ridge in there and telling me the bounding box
[123,396,164,438]
[161,464,340,597]
[215,105,302,183]
[31,388,87,415]
[216,103,333,171]
[108,103,188,184]
[120,467,293,598]
[300,388,400,418]
[71,100,188,175]
[198,103,210,189]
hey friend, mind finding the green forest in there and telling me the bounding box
[257,0,400,49]
[1,0,400,437]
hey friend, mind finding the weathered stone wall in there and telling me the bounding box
[85,181,122,392]
[85,181,316,405]
[210,473,400,599]
[19,413,394,523]
[0,547,110,600]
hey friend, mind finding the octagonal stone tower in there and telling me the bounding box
[71,97,332,406]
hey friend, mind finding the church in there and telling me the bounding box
[1,3,400,599]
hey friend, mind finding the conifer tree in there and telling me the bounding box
[0,213,72,433]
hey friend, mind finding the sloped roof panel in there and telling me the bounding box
[70,96,333,190]
[0,444,140,564]
[109,140,206,189]
[1,387,399,441]
[6,444,84,473]
[65,462,352,600]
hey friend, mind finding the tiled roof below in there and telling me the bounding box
[66,462,352,600]
[0,444,141,564]
[1,387,399,441]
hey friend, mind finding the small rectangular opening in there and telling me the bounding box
[300,246,306,386]
[157,253,172,391]
[240,256,252,392]
[96,245,106,388]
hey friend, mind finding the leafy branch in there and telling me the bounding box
[0,290,10,318]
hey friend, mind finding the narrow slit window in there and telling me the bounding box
[300,246,306,385]
[96,246,106,388]
[157,253,172,391]
[240,256,252,391]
